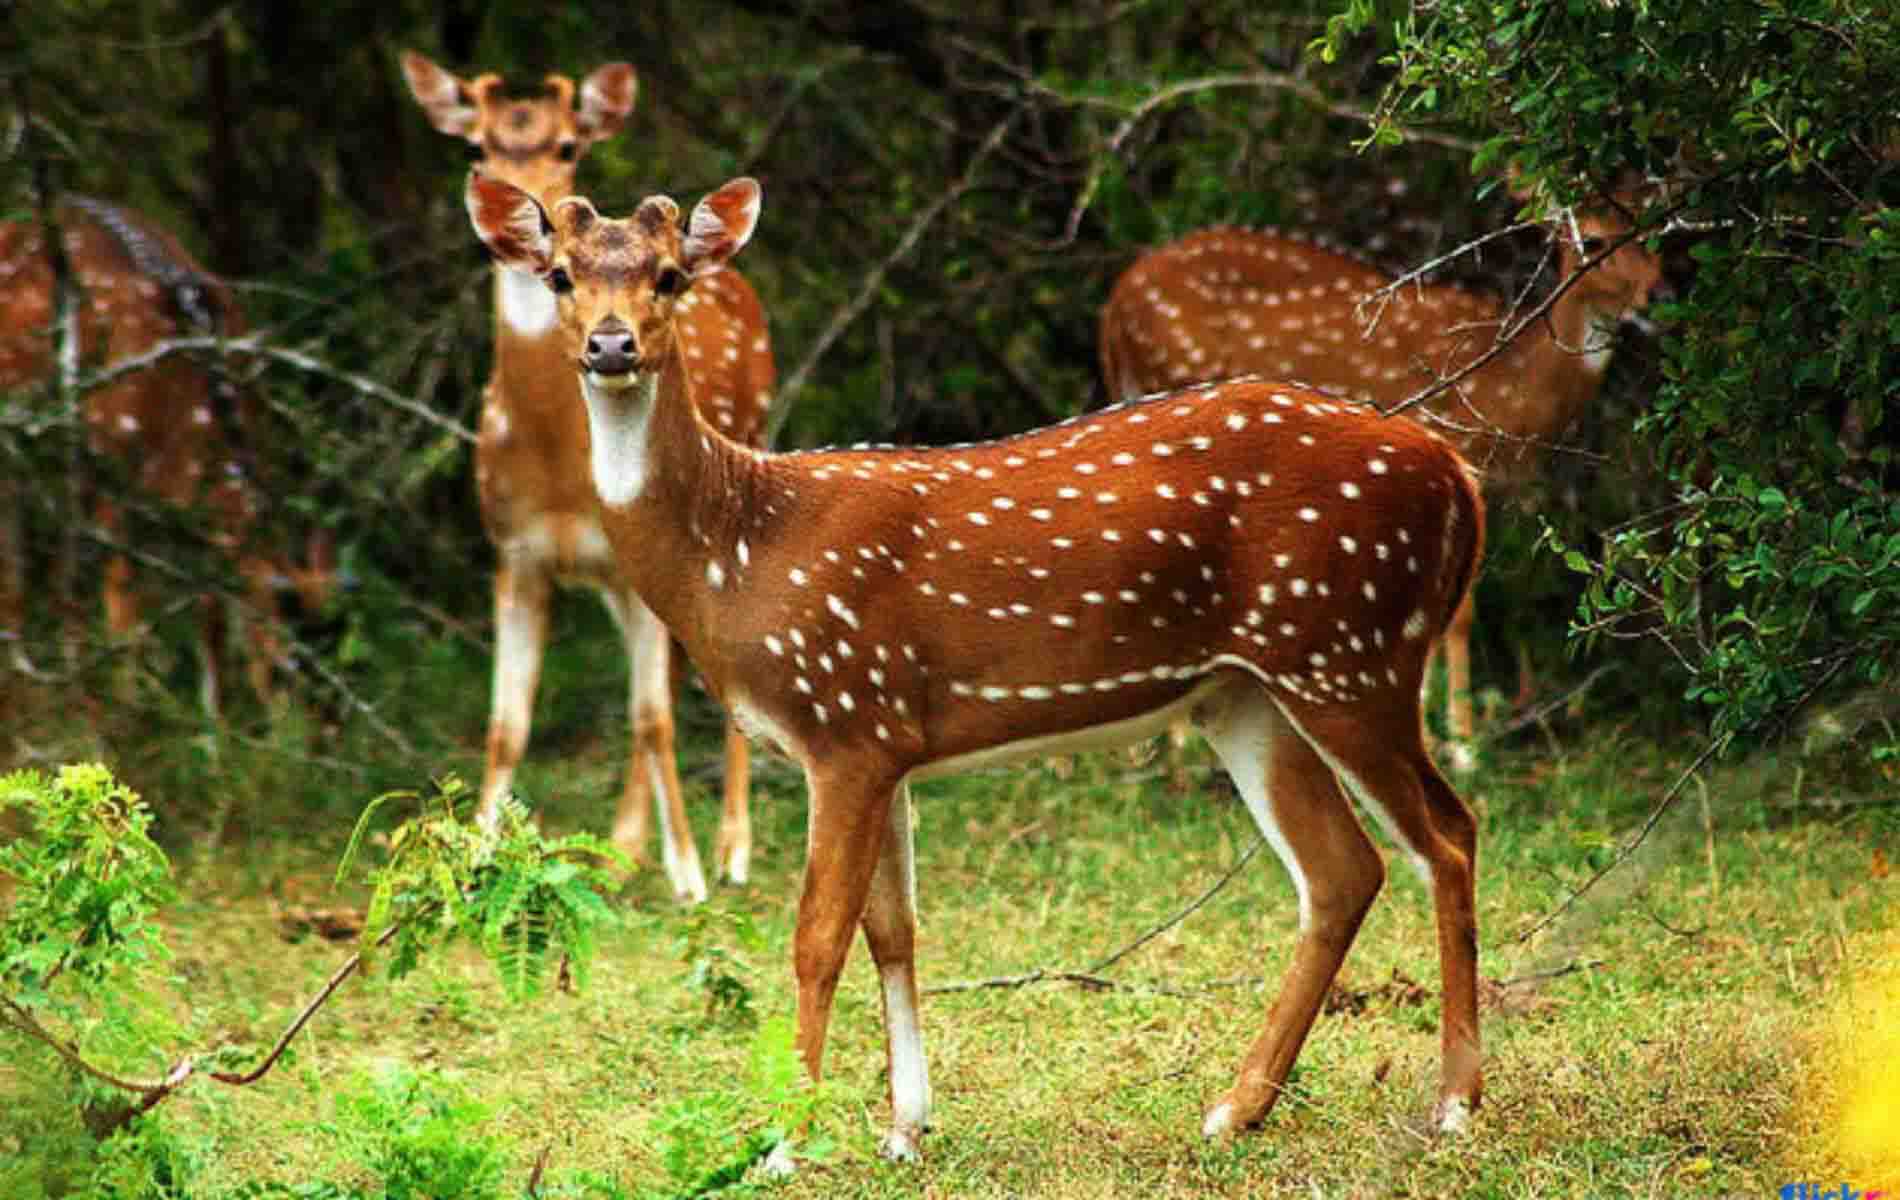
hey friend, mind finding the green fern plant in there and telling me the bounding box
[323,1065,511,1200]
[338,776,626,1000]
[670,905,763,1030]
[640,1016,830,1199]
[75,1114,205,1200]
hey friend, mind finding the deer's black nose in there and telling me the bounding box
[583,320,636,375]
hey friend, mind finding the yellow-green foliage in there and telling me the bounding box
[340,776,626,1001]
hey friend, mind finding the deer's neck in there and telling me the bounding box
[580,369,664,509]
[494,266,558,339]
[1540,279,1624,379]
[1440,280,1626,457]
[487,267,578,431]
[577,354,770,632]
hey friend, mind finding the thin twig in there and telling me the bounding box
[56,7,230,51]
[1355,220,1546,309]
[923,968,1232,999]
[929,968,1069,994]
[1042,71,1482,252]
[1633,895,1705,940]
[62,334,473,444]
[209,920,404,1085]
[1368,221,1659,424]
[0,995,178,1095]
[1477,663,1616,745]
[925,835,1267,996]
[768,109,1021,434]
[291,637,419,758]
[1512,737,1724,945]
[1086,835,1266,975]
[1492,958,1605,988]
[2,910,411,1122]
[1514,652,1851,945]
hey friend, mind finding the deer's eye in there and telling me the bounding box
[465,141,486,162]
[547,267,574,294]
[557,141,578,162]
[1580,236,1608,255]
[655,266,688,298]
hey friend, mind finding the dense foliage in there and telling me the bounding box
[341,778,624,1000]
[0,765,173,1007]
[0,766,657,1195]
[1342,0,1900,751]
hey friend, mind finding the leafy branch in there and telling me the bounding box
[0,768,624,1138]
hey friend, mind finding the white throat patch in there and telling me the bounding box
[581,372,658,508]
[1578,315,1619,377]
[497,267,557,337]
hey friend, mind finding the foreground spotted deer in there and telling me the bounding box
[403,52,776,898]
[467,171,1487,1161]
[1101,200,1662,763]
[0,197,333,712]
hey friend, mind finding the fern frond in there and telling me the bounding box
[336,789,409,885]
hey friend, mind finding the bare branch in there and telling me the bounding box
[63,334,474,444]
[209,920,404,1086]
[768,109,1021,431]
[289,634,420,758]
[1512,736,1724,945]
[1513,642,1851,946]
[1086,835,1265,975]
[1039,71,1482,252]
[924,967,1239,1000]
[1492,958,1606,988]
[1477,663,1617,746]
[0,910,410,1123]
[53,7,230,52]
[0,994,182,1095]
[1364,220,1655,426]
[925,835,1267,997]
[1354,220,1547,309]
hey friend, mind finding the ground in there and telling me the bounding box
[4,705,1894,1198]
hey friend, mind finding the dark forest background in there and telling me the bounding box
[3,0,1896,832]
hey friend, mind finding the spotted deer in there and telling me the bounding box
[1101,200,1663,765]
[0,197,334,712]
[402,51,776,899]
[466,170,1487,1163]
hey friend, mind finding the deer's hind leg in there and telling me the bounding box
[1277,696,1482,1132]
[1195,681,1386,1135]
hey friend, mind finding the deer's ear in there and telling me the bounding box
[400,50,481,139]
[681,178,760,278]
[576,62,636,145]
[466,171,554,274]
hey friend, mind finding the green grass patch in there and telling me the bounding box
[4,691,1897,1196]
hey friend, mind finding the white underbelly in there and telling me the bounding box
[909,678,1224,781]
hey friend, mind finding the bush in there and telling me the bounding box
[1337,0,1900,756]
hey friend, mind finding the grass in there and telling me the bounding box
[4,608,1898,1197]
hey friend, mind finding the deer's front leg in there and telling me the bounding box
[715,721,752,884]
[605,588,708,903]
[787,769,899,1145]
[479,560,551,827]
